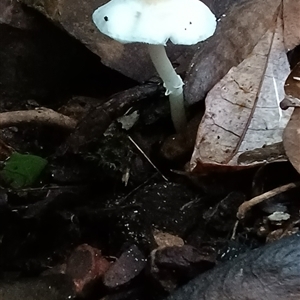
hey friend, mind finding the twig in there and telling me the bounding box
[237,181,300,220]
[6,184,86,193]
[127,136,168,182]
[0,108,77,130]
[231,220,239,240]
[119,173,158,204]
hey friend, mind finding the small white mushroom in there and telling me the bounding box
[92,0,216,132]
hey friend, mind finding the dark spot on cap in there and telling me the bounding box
[184,28,187,30]
[189,21,192,24]
[104,16,109,21]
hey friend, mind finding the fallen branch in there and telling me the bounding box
[0,108,77,130]
[237,181,300,220]
[58,81,163,154]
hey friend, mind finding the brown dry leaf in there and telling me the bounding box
[185,0,282,105]
[283,0,300,51]
[281,61,300,109]
[190,13,292,173]
[237,142,287,165]
[283,109,300,173]
[283,62,300,173]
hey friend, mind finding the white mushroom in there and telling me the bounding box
[92,0,216,132]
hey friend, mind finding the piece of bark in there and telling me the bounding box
[103,245,146,290]
[153,230,184,249]
[150,245,215,292]
[184,0,282,105]
[58,82,162,154]
[66,244,110,296]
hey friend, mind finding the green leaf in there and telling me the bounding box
[0,152,48,189]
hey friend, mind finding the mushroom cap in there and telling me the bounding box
[92,0,216,45]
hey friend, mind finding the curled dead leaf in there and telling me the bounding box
[283,62,300,174]
[283,0,300,51]
[190,12,292,173]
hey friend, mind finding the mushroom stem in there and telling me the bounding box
[148,44,187,132]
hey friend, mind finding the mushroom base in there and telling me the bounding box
[148,44,187,132]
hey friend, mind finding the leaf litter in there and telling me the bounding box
[185,0,282,105]
[283,0,300,51]
[283,62,300,174]
[190,8,293,172]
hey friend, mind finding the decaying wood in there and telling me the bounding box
[58,82,163,154]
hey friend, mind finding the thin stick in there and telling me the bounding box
[231,220,239,240]
[237,181,300,220]
[127,135,168,181]
[0,108,77,130]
